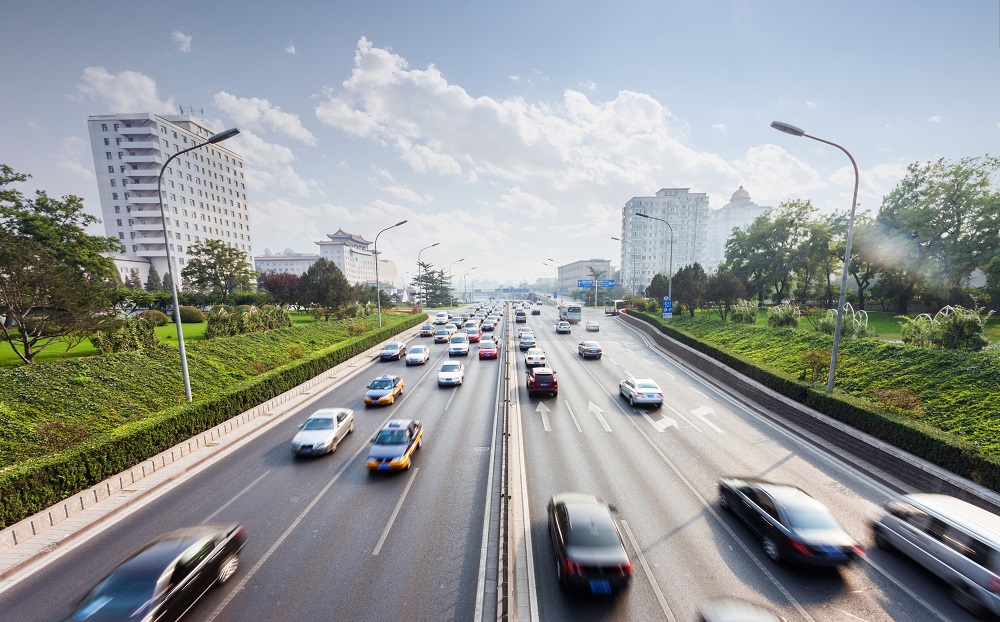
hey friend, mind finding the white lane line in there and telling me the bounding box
[641,412,666,433]
[372,467,420,556]
[620,519,676,622]
[444,384,459,410]
[203,471,270,522]
[692,405,724,434]
[666,403,702,433]
[687,385,707,398]
[860,557,952,622]
[564,400,583,433]
[607,357,618,366]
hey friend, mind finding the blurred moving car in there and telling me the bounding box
[419,324,435,337]
[547,492,632,594]
[290,408,354,457]
[527,367,558,397]
[66,523,246,622]
[466,326,483,342]
[618,377,663,407]
[525,347,547,367]
[718,476,864,566]
[698,600,785,622]
[479,340,499,359]
[405,344,430,365]
[577,341,603,359]
[434,311,448,324]
[379,341,407,361]
[555,321,571,334]
[871,494,1000,616]
[366,419,423,472]
[531,308,541,315]
[438,361,465,386]
[585,320,600,332]
[449,333,470,356]
[434,328,450,343]
[364,374,404,406]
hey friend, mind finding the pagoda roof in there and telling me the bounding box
[323,229,372,246]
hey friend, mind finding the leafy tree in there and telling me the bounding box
[162,271,173,294]
[844,215,879,311]
[412,264,450,307]
[671,263,708,317]
[145,265,163,292]
[230,290,272,307]
[258,271,301,307]
[124,269,143,290]
[645,273,671,301]
[299,258,352,320]
[181,239,256,304]
[724,216,772,304]
[705,270,746,321]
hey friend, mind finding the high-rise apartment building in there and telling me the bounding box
[620,188,710,295]
[87,113,253,285]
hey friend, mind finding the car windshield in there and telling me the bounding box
[567,519,621,548]
[374,429,408,445]
[383,344,398,351]
[75,574,158,618]
[441,363,461,372]
[583,342,598,347]
[784,506,841,530]
[302,418,334,431]
[636,381,659,390]
[369,379,393,390]
[534,373,554,383]
[410,346,426,353]
[481,341,496,348]
[436,330,447,335]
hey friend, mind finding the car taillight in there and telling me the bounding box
[618,560,634,576]
[563,558,585,576]
[850,545,866,557]
[636,392,645,397]
[789,538,814,557]
[989,576,1000,594]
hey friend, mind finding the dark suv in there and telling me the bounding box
[527,367,558,397]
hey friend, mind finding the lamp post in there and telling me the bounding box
[447,258,465,306]
[547,257,561,301]
[771,120,860,394]
[417,241,439,308]
[611,236,637,296]
[462,267,477,303]
[157,126,240,402]
[543,261,558,300]
[374,219,408,327]
[635,213,673,301]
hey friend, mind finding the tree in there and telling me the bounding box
[706,270,746,321]
[162,271,173,294]
[124,269,143,290]
[844,215,879,311]
[671,263,708,317]
[645,273,670,301]
[258,271,301,307]
[145,264,163,292]
[299,258,352,320]
[181,239,255,304]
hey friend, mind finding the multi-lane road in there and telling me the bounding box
[0,302,982,621]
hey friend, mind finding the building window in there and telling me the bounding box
[112,193,119,200]
[113,123,119,131]
[106,152,112,160]
[101,123,108,131]
[116,138,121,145]
[107,166,114,173]
[114,206,120,213]
[118,232,124,239]
[103,138,110,146]
[116,219,122,226]
[118,152,123,159]
[109,179,116,187]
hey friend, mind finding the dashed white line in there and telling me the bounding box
[372,467,420,556]
[564,400,583,433]
[620,519,676,622]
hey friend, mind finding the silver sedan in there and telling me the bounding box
[619,377,664,407]
[290,408,355,456]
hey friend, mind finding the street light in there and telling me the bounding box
[447,258,465,306]
[611,236,637,296]
[635,212,673,301]
[374,219,408,327]
[157,126,240,402]
[543,261,558,300]
[771,120,860,393]
[417,242,439,308]
[547,258,562,301]
[462,266,477,302]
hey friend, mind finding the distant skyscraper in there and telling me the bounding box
[705,186,772,273]
[87,113,253,284]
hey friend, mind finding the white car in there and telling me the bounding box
[438,361,465,386]
[444,323,459,335]
[405,345,430,365]
[524,347,547,367]
[586,321,600,332]
[517,327,534,338]
[290,408,355,457]
[619,377,664,407]
[434,311,449,325]
[555,321,572,334]
[449,333,470,356]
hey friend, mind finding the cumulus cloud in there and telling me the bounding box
[56,136,93,179]
[806,101,816,109]
[171,31,192,54]
[231,130,320,199]
[383,185,434,204]
[712,123,728,134]
[213,91,317,145]
[928,115,942,123]
[74,67,176,114]
[580,80,598,92]
[285,43,296,55]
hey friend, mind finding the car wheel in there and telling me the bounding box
[552,391,558,397]
[556,560,568,590]
[872,525,892,551]
[952,584,987,617]
[217,553,239,585]
[629,395,635,407]
[762,536,781,563]
[349,421,355,434]
[719,491,731,511]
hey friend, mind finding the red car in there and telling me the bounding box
[467,327,483,343]
[527,367,558,397]
[479,339,499,359]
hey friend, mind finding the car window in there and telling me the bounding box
[567,517,621,548]
[176,538,215,580]
[370,379,392,390]
[637,381,659,389]
[76,574,159,617]
[441,363,461,372]
[383,344,398,351]
[337,411,349,423]
[534,373,554,383]
[784,506,840,530]
[302,418,334,431]
[375,429,407,444]
[754,492,781,522]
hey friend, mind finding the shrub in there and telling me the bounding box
[90,317,158,354]
[768,303,799,328]
[800,349,830,383]
[210,305,234,315]
[138,310,169,326]
[342,319,369,336]
[286,343,304,359]
[871,388,924,417]
[178,306,205,323]
[235,305,257,315]
[937,305,993,351]
[731,299,759,324]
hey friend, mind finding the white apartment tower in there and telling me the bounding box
[620,188,710,295]
[86,113,253,285]
[705,186,772,273]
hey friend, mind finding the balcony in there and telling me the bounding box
[132,222,165,232]
[126,183,160,192]
[121,141,160,150]
[123,154,161,164]
[119,126,156,136]
[129,196,160,204]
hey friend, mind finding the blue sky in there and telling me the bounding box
[2,1,998,288]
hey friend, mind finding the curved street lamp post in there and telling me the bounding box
[462,267,477,302]
[770,120,860,394]
[374,219,408,327]
[446,258,465,306]
[157,127,240,402]
[417,241,439,307]
[611,236,638,296]
[635,213,673,301]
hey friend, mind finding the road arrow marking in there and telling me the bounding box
[588,401,612,432]
[666,403,701,432]
[692,405,724,434]
[536,402,551,432]
[641,412,678,432]
[564,400,583,433]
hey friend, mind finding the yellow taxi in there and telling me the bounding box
[363,374,404,406]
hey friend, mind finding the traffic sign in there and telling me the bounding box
[662,296,673,319]
[559,287,569,293]
[598,279,616,288]
[577,279,594,288]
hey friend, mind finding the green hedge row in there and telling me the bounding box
[0,313,426,528]
[628,311,1000,491]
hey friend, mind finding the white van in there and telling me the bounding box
[434,311,448,325]
[872,493,1000,616]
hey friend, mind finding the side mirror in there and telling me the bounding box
[298,424,304,429]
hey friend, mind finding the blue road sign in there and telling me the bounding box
[662,296,673,319]
[577,279,594,288]
[559,287,569,293]
[598,279,616,288]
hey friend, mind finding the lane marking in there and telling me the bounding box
[620,519,676,622]
[588,401,612,432]
[860,557,952,622]
[666,403,702,433]
[687,385,707,398]
[692,405,724,434]
[444,382,459,410]
[643,412,677,432]
[203,471,270,522]
[372,467,420,556]
[536,402,552,432]
[564,401,583,433]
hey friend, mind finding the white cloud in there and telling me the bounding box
[509,75,520,82]
[213,91,317,145]
[74,67,176,114]
[580,80,598,92]
[928,115,942,123]
[712,123,728,134]
[285,43,296,55]
[383,185,434,204]
[733,144,827,205]
[171,31,192,54]
[806,101,816,109]
[56,136,92,180]
[231,130,320,199]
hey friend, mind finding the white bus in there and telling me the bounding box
[557,303,583,324]
[605,299,627,315]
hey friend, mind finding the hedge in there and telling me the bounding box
[627,311,1000,491]
[0,312,426,527]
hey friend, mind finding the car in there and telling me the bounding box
[479,340,499,359]
[586,320,600,332]
[525,347,547,367]
[698,600,785,622]
[449,333,470,356]
[515,310,527,323]
[517,327,534,338]
[466,327,483,342]
[527,367,558,397]
[66,523,246,622]
[433,328,450,343]
[444,323,459,335]
[555,321,572,334]
[434,311,448,325]
[618,377,664,407]
[547,492,633,594]
[718,476,864,566]
[419,324,435,337]
[482,321,496,332]
[578,341,603,359]
[531,308,541,315]
[290,408,355,457]
[405,344,431,365]
[438,361,465,386]
[379,341,407,361]
[366,419,422,472]
[518,334,537,351]
[364,374,404,406]
[463,320,477,332]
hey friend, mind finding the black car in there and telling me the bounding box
[66,523,246,622]
[531,308,541,315]
[548,492,632,594]
[718,477,863,566]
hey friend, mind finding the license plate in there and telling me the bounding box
[378,464,390,470]
[539,383,548,387]
[817,545,846,557]
[589,579,611,594]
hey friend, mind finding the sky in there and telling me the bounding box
[2,1,999,289]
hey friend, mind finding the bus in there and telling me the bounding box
[605,299,627,315]
[557,303,582,324]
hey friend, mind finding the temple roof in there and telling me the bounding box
[323,229,372,246]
